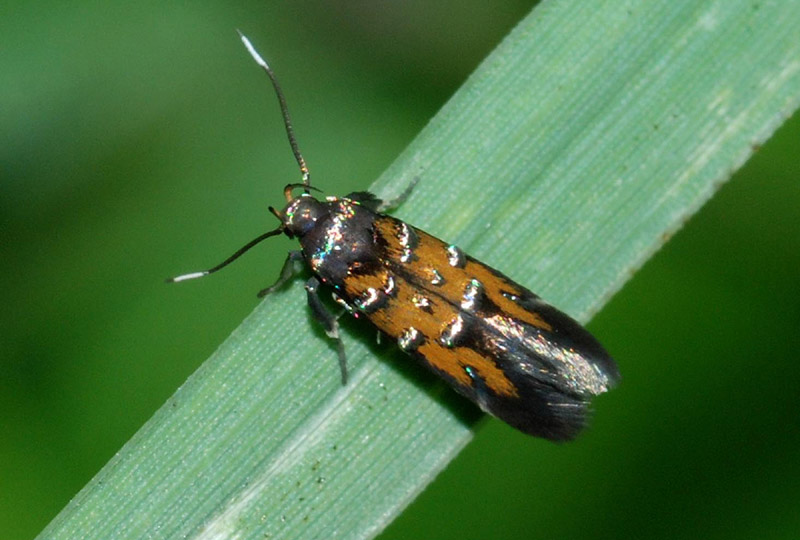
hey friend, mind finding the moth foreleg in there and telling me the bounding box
[305,277,348,385]
[258,250,304,297]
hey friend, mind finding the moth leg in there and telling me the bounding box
[258,250,304,298]
[377,176,419,213]
[305,277,348,385]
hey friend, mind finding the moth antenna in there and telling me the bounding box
[167,227,284,283]
[238,30,311,188]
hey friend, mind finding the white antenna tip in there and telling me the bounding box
[238,31,269,69]
[169,271,209,283]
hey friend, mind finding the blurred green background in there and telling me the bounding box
[2,2,799,539]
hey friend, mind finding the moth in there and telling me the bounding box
[169,33,619,441]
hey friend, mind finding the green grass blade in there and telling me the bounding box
[39,1,800,539]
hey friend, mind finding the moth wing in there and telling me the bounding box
[357,215,618,440]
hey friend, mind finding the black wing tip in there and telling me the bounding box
[484,386,593,442]
[515,406,590,442]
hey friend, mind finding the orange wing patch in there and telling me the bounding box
[418,340,519,398]
[342,221,519,398]
[343,265,452,343]
[373,217,552,332]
